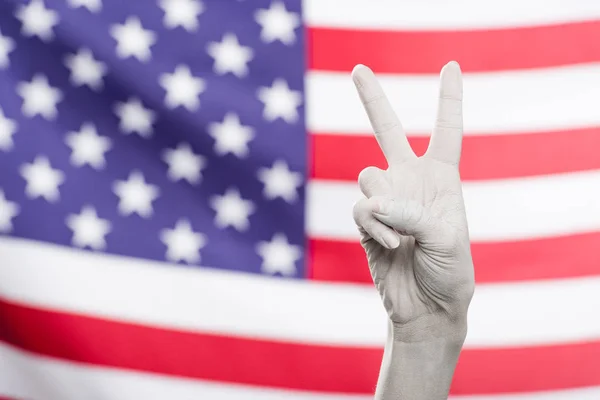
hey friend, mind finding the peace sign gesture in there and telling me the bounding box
[351,62,475,341]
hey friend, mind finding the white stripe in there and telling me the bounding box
[1,343,599,400]
[308,171,600,242]
[304,0,600,30]
[306,65,600,135]
[0,343,365,400]
[1,237,599,347]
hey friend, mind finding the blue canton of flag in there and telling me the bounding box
[0,0,307,278]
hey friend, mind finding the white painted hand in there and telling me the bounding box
[351,62,475,340]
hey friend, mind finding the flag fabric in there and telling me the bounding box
[0,0,599,398]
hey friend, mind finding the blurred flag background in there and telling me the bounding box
[0,0,599,398]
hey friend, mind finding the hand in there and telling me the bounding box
[351,62,475,342]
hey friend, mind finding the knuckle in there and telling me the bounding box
[358,166,378,181]
[352,198,368,224]
[435,118,462,132]
[439,95,463,113]
[358,166,382,185]
[439,94,462,102]
[358,167,388,197]
[374,121,401,135]
[362,92,385,106]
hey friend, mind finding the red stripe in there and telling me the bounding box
[311,127,600,181]
[1,298,599,395]
[308,21,600,73]
[308,232,600,284]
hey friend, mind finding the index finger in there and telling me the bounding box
[352,64,416,164]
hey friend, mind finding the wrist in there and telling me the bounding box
[386,333,465,366]
[375,320,466,400]
[390,314,468,344]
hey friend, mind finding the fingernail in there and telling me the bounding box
[380,232,400,249]
[446,60,461,71]
[351,64,372,87]
[352,64,367,75]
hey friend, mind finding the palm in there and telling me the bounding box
[351,63,475,330]
[361,159,471,324]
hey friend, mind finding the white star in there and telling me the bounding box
[110,17,156,62]
[255,1,300,45]
[65,122,112,169]
[161,219,206,264]
[67,0,102,13]
[0,190,19,233]
[162,143,205,184]
[0,108,17,151]
[257,78,301,123]
[17,74,63,120]
[66,206,111,250]
[0,31,15,68]
[15,0,59,42]
[64,48,107,91]
[207,113,254,158]
[159,0,203,32]
[20,156,65,202]
[159,64,205,111]
[256,233,301,276]
[257,160,302,202]
[113,171,159,218]
[206,33,253,77]
[114,97,156,137]
[210,187,255,231]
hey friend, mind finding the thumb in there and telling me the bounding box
[371,196,445,245]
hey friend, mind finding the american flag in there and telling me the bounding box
[0,0,599,398]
